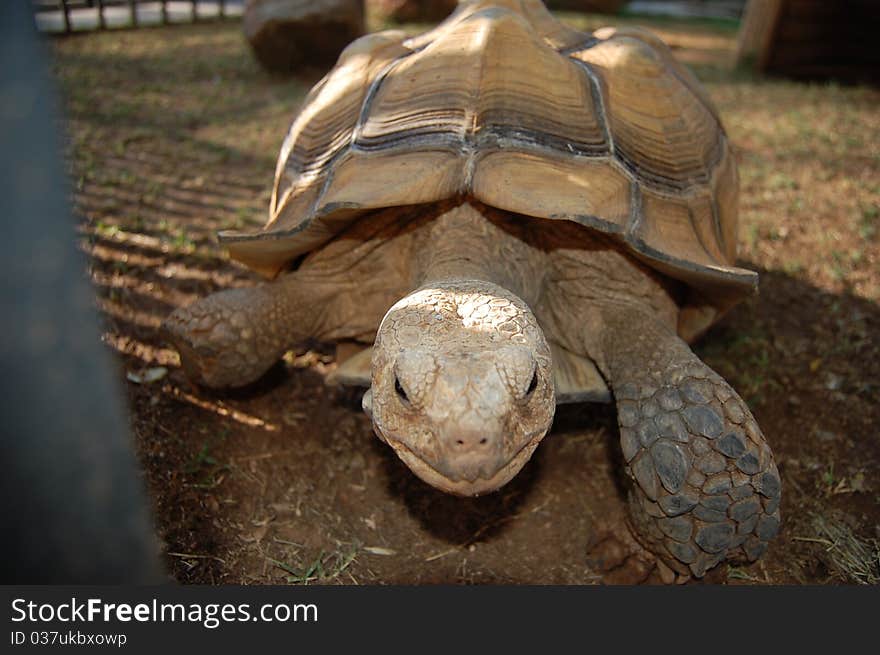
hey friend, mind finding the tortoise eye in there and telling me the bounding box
[394,376,410,404]
[525,370,539,397]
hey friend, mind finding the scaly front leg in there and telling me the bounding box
[596,306,782,579]
[162,273,331,389]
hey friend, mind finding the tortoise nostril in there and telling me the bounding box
[451,435,491,451]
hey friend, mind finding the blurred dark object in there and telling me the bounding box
[737,0,879,84]
[0,1,164,583]
[371,0,457,22]
[244,0,365,73]
[623,1,745,20]
[545,0,624,12]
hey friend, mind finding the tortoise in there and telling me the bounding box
[163,0,781,580]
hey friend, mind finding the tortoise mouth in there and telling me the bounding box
[380,429,547,497]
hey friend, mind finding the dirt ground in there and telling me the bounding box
[49,10,879,584]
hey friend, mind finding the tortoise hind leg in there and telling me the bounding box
[162,273,328,389]
[596,307,782,579]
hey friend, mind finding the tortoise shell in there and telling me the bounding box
[221,0,754,339]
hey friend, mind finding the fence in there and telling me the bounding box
[33,1,244,33]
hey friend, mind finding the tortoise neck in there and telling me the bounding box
[412,202,544,306]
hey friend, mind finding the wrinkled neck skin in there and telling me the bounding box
[370,203,555,496]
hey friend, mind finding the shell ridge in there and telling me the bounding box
[709,190,727,258]
[352,52,415,146]
[686,199,719,265]
[627,180,644,237]
[559,36,601,56]
[308,49,416,219]
[462,11,497,193]
[570,58,614,157]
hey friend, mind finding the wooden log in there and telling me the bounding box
[738,0,879,83]
[370,0,457,23]
[736,0,784,70]
[244,0,366,73]
[544,0,625,12]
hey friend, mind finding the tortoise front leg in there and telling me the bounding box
[162,272,331,389]
[595,307,782,579]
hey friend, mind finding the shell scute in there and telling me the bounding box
[221,1,754,326]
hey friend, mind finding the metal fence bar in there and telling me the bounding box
[34,0,238,33]
[59,0,71,33]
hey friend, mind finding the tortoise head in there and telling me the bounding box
[368,281,555,496]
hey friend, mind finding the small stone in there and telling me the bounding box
[702,473,732,495]
[730,484,756,500]
[659,491,699,517]
[680,380,709,404]
[632,453,660,501]
[656,388,683,411]
[723,401,745,424]
[681,405,724,438]
[636,419,661,447]
[618,401,640,428]
[655,412,688,442]
[620,428,641,462]
[824,372,844,391]
[756,471,781,499]
[763,496,780,515]
[737,514,759,536]
[756,515,780,541]
[695,452,726,475]
[736,452,762,474]
[744,536,767,561]
[651,441,689,493]
[695,523,734,553]
[814,429,838,442]
[658,515,693,543]
[666,539,697,564]
[716,432,747,458]
[694,506,726,522]
[729,497,761,522]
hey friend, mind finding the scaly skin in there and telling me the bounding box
[596,307,781,578]
[162,281,326,388]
